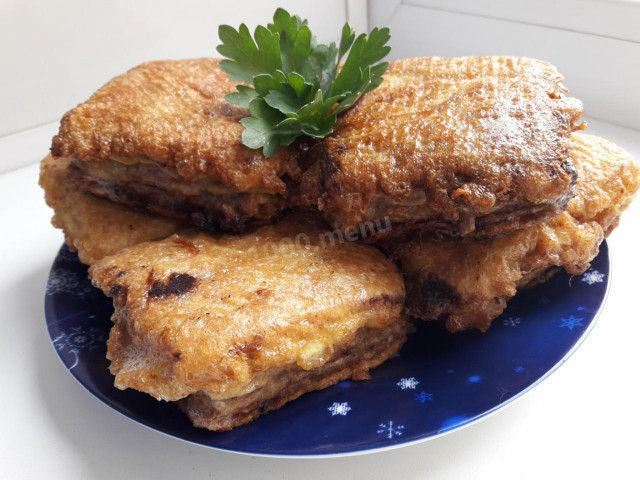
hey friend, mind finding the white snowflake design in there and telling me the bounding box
[53,326,107,369]
[503,317,521,327]
[414,391,433,403]
[328,402,351,416]
[396,377,419,390]
[581,269,605,285]
[47,268,99,299]
[377,421,404,439]
[559,315,584,331]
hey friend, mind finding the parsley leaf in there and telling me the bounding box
[217,8,391,157]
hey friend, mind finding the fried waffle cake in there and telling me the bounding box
[51,59,302,233]
[381,134,639,332]
[300,56,585,237]
[40,154,182,265]
[89,213,408,431]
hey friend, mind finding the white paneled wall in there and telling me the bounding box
[397,0,640,42]
[0,0,357,137]
[369,0,640,131]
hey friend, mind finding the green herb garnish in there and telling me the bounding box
[217,8,391,157]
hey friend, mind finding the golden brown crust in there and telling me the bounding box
[395,212,604,332]
[384,134,639,332]
[89,211,405,402]
[51,58,301,194]
[39,155,181,265]
[566,134,640,231]
[301,56,584,234]
[179,321,408,431]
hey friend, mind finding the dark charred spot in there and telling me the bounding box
[367,294,404,308]
[116,270,127,279]
[322,153,342,178]
[148,273,198,298]
[189,210,250,233]
[108,284,127,297]
[173,352,182,360]
[255,288,271,298]
[405,275,456,320]
[419,277,455,304]
[454,172,473,185]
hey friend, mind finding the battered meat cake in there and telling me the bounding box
[39,155,181,265]
[89,213,408,431]
[300,56,585,237]
[51,58,302,232]
[381,134,639,332]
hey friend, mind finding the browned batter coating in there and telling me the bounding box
[39,155,181,265]
[50,58,305,231]
[180,321,407,431]
[300,56,584,236]
[51,58,300,192]
[89,212,408,430]
[382,134,639,332]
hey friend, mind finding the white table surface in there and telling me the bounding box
[0,119,638,480]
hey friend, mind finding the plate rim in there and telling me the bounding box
[44,242,611,458]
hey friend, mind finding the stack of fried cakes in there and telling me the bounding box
[40,57,639,430]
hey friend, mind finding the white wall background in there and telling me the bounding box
[0,0,361,137]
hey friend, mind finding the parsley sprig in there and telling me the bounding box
[217,8,391,157]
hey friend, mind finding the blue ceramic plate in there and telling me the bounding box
[45,242,609,457]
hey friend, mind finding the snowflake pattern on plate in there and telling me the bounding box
[53,325,107,369]
[503,317,521,327]
[581,269,605,285]
[559,315,585,331]
[328,402,351,416]
[396,377,419,390]
[414,392,433,403]
[47,267,100,299]
[377,421,404,439]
